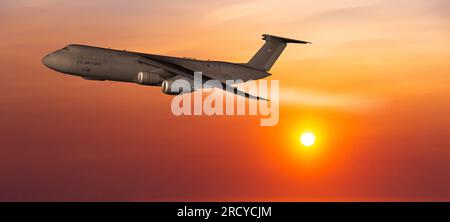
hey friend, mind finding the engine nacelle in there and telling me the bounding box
[136,71,164,85]
[161,79,193,95]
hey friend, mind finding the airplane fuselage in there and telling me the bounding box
[42,44,271,86]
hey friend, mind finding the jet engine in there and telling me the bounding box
[161,79,193,95]
[136,71,164,85]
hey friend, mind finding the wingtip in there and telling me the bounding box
[247,94,269,101]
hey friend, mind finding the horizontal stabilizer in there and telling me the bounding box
[262,34,311,44]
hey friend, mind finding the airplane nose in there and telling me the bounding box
[42,54,55,69]
[42,55,48,66]
[42,54,50,67]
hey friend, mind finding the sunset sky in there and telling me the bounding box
[1,0,450,201]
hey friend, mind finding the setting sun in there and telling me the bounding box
[300,132,316,147]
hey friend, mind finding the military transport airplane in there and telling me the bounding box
[42,34,310,100]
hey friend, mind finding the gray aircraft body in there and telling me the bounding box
[42,34,310,99]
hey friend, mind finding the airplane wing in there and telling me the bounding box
[136,55,268,101]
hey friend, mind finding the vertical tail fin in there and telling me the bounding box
[246,34,311,71]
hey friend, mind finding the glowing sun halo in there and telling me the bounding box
[300,132,316,147]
